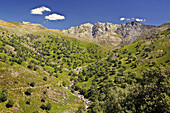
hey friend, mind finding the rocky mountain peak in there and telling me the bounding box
[79,23,93,27]
[62,21,162,46]
[128,20,142,25]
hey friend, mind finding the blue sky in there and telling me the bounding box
[0,0,169,30]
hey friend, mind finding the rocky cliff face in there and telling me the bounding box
[63,23,94,41]
[116,21,160,45]
[62,21,160,46]
[62,22,122,46]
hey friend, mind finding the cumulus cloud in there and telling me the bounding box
[120,17,126,21]
[120,17,131,21]
[136,18,146,22]
[31,6,51,15]
[120,17,146,22]
[45,14,65,20]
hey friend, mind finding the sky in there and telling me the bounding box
[0,0,169,30]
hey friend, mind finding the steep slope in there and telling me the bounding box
[67,29,170,112]
[0,20,109,112]
[0,20,64,37]
[116,21,160,45]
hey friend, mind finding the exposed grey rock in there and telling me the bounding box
[116,21,160,45]
[62,23,93,41]
[62,22,122,46]
[62,21,161,47]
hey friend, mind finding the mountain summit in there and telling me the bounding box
[62,21,162,46]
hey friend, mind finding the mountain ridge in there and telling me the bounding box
[62,20,167,46]
[0,19,169,47]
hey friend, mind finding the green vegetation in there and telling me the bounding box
[0,22,169,113]
[25,88,33,96]
[0,89,8,102]
[6,99,14,108]
[68,30,170,112]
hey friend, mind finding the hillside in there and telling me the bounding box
[0,20,109,112]
[67,29,170,112]
[0,20,169,113]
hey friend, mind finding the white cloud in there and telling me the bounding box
[31,6,51,15]
[120,17,126,21]
[136,18,146,22]
[45,14,65,20]
[120,17,131,21]
[120,17,146,22]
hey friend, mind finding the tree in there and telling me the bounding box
[74,85,80,91]
[104,87,126,113]
[80,88,87,95]
[125,69,169,113]
[104,68,170,113]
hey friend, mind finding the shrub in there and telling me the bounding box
[26,98,31,104]
[132,57,136,61]
[25,88,33,96]
[46,103,52,110]
[54,74,58,78]
[165,60,169,63]
[40,104,46,110]
[117,72,123,76]
[62,81,66,87]
[40,103,52,111]
[33,67,38,71]
[0,89,8,102]
[27,64,33,69]
[6,99,14,108]
[99,93,106,101]
[41,97,46,102]
[122,66,126,69]
[74,85,80,91]
[33,111,39,113]
[30,81,35,87]
[43,76,47,81]
[128,52,132,56]
[85,76,89,81]
[43,90,47,94]
[118,61,122,64]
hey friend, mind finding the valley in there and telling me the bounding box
[0,20,169,113]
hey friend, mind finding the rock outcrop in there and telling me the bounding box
[62,22,122,46]
[62,21,161,46]
[116,21,160,45]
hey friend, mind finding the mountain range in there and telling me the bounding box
[62,21,170,46]
[1,19,169,47]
